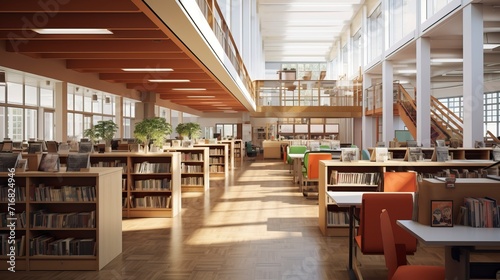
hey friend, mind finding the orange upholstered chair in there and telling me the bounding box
[383,171,417,192]
[355,193,416,257]
[380,209,445,280]
[301,152,332,191]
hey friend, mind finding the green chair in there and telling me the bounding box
[286,145,307,173]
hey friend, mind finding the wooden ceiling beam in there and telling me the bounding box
[6,40,178,53]
[0,0,140,13]
[0,13,157,30]
[38,52,186,59]
[67,59,198,69]
[0,30,168,40]
[100,72,211,81]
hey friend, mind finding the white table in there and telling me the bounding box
[327,191,369,280]
[397,220,500,280]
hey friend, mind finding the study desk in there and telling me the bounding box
[326,191,369,280]
[397,220,500,280]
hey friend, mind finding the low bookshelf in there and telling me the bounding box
[164,147,210,192]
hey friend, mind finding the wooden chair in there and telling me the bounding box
[383,171,417,192]
[380,209,445,280]
[355,193,417,264]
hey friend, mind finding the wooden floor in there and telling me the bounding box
[2,158,446,279]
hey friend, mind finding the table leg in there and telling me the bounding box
[348,205,356,280]
[445,246,470,280]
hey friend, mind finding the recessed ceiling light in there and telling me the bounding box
[397,69,417,74]
[484,44,500,50]
[174,88,206,91]
[431,58,463,63]
[32,28,112,34]
[186,95,215,98]
[148,79,190,83]
[122,68,173,72]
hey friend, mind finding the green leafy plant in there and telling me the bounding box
[175,122,201,140]
[84,120,118,143]
[134,117,172,147]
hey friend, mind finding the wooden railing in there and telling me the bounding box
[195,0,256,102]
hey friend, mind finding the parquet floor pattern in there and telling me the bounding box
[1,158,446,280]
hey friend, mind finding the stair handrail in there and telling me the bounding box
[430,96,463,134]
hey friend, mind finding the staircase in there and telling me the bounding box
[395,84,463,145]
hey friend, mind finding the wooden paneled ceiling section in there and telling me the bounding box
[0,0,247,112]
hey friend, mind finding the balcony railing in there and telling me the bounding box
[254,79,362,107]
[195,0,256,102]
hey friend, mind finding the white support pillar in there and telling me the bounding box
[382,60,394,145]
[362,74,375,149]
[416,37,431,147]
[54,81,67,142]
[463,4,484,148]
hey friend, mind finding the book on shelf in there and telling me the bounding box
[38,153,60,172]
[431,146,449,162]
[66,153,91,171]
[329,171,380,186]
[404,147,424,161]
[0,153,21,172]
[16,158,27,172]
[370,147,389,162]
[28,143,43,154]
[58,142,70,154]
[461,196,500,228]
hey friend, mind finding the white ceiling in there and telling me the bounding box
[257,0,364,62]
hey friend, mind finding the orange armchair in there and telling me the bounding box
[380,209,445,280]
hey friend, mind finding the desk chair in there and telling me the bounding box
[245,141,258,160]
[380,209,445,280]
[355,193,417,270]
[301,152,331,193]
[383,172,417,192]
[286,145,307,173]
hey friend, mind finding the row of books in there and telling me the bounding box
[208,148,224,156]
[0,185,26,202]
[0,211,27,228]
[180,163,203,173]
[31,210,96,228]
[31,184,96,202]
[208,157,224,164]
[326,211,358,226]
[132,179,171,191]
[181,177,204,186]
[0,234,25,256]
[180,152,203,161]
[208,165,225,173]
[133,162,171,173]
[130,196,172,208]
[329,171,381,185]
[457,197,500,227]
[91,161,127,173]
[30,235,95,256]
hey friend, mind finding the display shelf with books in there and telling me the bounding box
[164,147,210,192]
[125,152,181,218]
[194,144,229,178]
[0,174,28,270]
[0,168,122,271]
[318,160,497,237]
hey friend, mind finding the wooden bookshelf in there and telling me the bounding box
[194,144,229,178]
[59,152,182,218]
[164,147,210,192]
[0,167,122,271]
[368,147,492,160]
[219,140,235,170]
[318,160,496,237]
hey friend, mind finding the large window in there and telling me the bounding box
[389,0,416,46]
[67,84,117,140]
[0,76,55,141]
[123,98,136,139]
[367,4,383,63]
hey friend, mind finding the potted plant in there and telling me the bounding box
[175,122,201,140]
[83,120,118,152]
[134,117,172,152]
